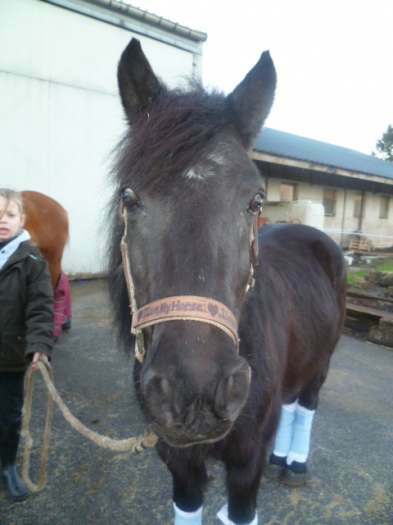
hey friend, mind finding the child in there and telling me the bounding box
[0,188,54,501]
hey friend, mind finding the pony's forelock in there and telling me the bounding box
[112,86,232,192]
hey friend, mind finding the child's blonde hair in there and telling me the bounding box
[0,188,24,214]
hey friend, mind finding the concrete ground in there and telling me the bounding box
[1,279,392,525]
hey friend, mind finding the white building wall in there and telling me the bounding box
[323,189,393,248]
[0,0,201,274]
[360,193,393,249]
[265,178,280,201]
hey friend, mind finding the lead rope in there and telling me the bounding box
[21,204,157,492]
[21,362,53,492]
[21,361,158,492]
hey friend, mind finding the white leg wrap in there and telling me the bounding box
[272,401,297,457]
[287,404,315,465]
[217,504,258,525]
[173,503,203,525]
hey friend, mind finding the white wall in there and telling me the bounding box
[0,0,199,274]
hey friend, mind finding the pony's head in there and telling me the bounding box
[109,39,276,447]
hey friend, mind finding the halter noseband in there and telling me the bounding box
[119,194,260,363]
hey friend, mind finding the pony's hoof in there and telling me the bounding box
[2,466,29,502]
[264,454,286,480]
[264,462,285,480]
[281,462,309,487]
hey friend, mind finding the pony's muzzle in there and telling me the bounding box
[140,357,251,446]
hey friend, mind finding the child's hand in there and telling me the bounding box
[31,352,49,372]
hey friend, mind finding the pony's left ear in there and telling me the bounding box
[117,38,163,122]
[227,51,277,149]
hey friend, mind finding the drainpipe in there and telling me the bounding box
[264,177,269,200]
[340,189,347,248]
[358,191,366,232]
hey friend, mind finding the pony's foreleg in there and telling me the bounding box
[220,441,265,525]
[157,444,207,525]
[173,504,203,525]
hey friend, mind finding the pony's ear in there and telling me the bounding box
[227,51,277,149]
[117,38,162,122]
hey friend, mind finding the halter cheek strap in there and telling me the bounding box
[119,198,260,363]
[120,206,146,363]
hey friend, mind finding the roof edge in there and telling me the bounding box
[48,0,208,42]
[252,150,393,187]
[254,127,393,182]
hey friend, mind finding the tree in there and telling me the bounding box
[374,125,393,162]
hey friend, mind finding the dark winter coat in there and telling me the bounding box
[0,241,54,372]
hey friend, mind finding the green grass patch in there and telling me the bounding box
[376,259,393,273]
[347,270,368,287]
[347,257,393,287]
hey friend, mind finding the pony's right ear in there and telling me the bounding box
[226,51,276,149]
[117,39,162,122]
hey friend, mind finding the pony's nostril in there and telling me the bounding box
[142,370,171,398]
[159,377,171,396]
[141,371,177,427]
[214,360,251,421]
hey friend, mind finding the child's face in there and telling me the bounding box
[0,196,25,242]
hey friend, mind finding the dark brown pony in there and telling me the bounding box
[22,191,69,289]
[108,39,346,524]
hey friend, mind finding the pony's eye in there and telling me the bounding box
[248,191,265,215]
[121,187,139,208]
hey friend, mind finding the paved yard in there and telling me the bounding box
[1,280,392,525]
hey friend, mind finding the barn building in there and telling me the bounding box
[1,0,206,275]
[254,129,393,250]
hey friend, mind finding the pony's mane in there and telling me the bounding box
[112,85,232,192]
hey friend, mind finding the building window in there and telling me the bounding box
[323,189,336,216]
[280,183,297,202]
[353,193,363,219]
[379,195,390,219]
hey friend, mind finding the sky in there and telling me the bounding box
[128,0,393,156]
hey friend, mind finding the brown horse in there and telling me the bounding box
[22,191,69,289]
[22,191,71,337]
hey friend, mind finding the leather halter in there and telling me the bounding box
[119,198,260,363]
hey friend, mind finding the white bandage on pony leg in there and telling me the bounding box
[217,504,258,525]
[287,404,315,465]
[173,503,203,525]
[272,401,297,457]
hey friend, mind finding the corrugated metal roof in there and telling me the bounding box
[255,128,393,181]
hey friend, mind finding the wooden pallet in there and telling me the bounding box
[348,237,372,252]
[346,301,393,322]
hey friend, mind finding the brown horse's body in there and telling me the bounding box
[22,191,69,288]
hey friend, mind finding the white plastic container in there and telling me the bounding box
[261,200,324,230]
